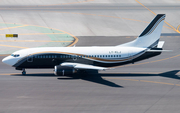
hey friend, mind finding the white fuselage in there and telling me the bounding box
[2,46,146,67]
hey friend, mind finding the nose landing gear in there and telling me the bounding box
[22,69,26,75]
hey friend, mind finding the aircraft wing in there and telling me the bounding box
[60,62,111,71]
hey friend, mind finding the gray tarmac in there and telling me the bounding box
[0,0,180,113]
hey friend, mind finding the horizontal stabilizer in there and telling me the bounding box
[147,50,172,52]
[147,41,172,52]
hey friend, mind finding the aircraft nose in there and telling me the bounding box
[2,56,15,66]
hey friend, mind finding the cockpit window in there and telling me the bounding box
[11,54,20,57]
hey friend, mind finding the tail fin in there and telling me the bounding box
[118,14,166,48]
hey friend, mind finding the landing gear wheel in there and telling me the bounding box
[22,69,26,75]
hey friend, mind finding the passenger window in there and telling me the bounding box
[111,55,113,57]
[97,55,99,57]
[119,55,121,57]
[100,55,102,57]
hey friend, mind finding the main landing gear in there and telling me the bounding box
[22,69,26,75]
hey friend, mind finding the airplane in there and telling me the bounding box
[2,14,166,76]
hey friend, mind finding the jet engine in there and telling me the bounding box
[54,65,77,76]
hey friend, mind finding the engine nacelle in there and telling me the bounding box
[54,65,77,76]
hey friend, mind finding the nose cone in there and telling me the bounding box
[2,56,16,66]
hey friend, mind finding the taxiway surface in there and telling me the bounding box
[0,0,180,113]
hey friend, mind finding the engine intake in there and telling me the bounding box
[54,65,77,76]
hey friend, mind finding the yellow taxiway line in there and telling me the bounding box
[0,40,73,42]
[0,33,65,36]
[48,11,174,31]
[0,44,28,49]
[0,25,28,30]
[0,22,79,47]
[0,54,9,56]
[135,0,180,33]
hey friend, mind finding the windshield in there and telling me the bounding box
[11,54,20,57]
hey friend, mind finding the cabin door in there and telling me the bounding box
[27,54,33,62]
[128,50,134,63]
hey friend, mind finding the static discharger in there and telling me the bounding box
[6,34,18,38]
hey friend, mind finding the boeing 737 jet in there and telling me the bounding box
[2,14,166,76]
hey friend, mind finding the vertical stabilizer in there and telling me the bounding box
[118,14,166,48]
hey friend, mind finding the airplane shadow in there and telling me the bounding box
[100,70,180,79]
[11,70,180,88]
[58,72,123,88]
